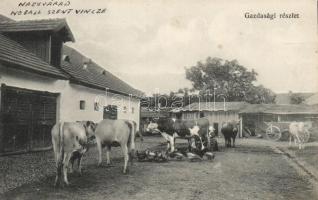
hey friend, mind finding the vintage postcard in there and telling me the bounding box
[0,0,317,199]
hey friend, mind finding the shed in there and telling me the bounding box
[171,102,249,135]
[140,107,171,133]
[239,104,318,138]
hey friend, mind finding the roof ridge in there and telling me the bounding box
[0,18,66,24]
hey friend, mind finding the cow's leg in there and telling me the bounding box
[170,136,175,152]
[295,135,302,150]
[106,145,111,165]
[68,154,75,173]
[129,151,134,166]
[63,153,71,186]
[207,133,211,151]
[77,154,83,176]
[200,137,204,150]
[128,144,134,166]
[96,138,103,166]
[289,135,292,146]
[232,137,236,148]
[166,142,170,151]
[121,145,129,174]
[54,159,62,187]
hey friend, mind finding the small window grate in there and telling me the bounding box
[80,100,86,110]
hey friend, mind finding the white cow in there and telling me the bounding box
[51,121,96,186]
[289,122,310,150]
[94,119,137,174]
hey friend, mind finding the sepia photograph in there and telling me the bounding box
[0,0,317,199]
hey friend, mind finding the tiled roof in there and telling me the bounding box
[176,101,249,112]
[61,60,143,97]
[0,33,68,79]
[275,92,314,104]
[239,104,318,114]
[0,15,14,22]
[0,18,74,42]
[62,45,143,97]
[304,93,318,105]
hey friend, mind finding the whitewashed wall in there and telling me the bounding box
[0,64,140,129]
[180,110,240,134]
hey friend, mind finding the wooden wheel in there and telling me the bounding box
[266,125,281,141]
[301,130,311,143]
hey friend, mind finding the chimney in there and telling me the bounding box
[83,58,91,70]
[83,63,88,70]
[62,55,70,63]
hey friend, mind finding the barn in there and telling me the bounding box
[171,102,249,135]
[0,17,143,154]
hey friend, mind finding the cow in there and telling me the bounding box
[147,117,214,152]
[131,120,144,142]
[221,121,239,148]
[94,119,137,174]
[51,121,97,186]
[289,122,310,150]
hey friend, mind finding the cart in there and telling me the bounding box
[264,121,311,142]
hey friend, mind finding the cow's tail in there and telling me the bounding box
[58,121,65,169]
[54,121,64,186]
[125,121,136,160]
[135,120,144,142]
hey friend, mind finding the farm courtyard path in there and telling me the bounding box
[1,137,317,200]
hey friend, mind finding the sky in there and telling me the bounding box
[0,0,317,95]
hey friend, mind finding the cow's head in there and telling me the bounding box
[208,125,215,137]
[146,122,159,133]
[83,121,97,138]
[188,125,205,151]
[189,125,200,137]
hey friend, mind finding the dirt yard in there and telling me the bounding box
[0,136,317,200]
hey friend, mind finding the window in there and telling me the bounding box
[200,112,204,118]
[131,107,135,114]
[94,102,99,111]
[123,106,127,113]
[103,105,118,119]
[80,100,86,110]
[183,112,198,120]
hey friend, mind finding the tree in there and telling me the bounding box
[290,93,305,104]
[185,57,275,104]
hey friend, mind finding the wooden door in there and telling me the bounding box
[0,85,57,153]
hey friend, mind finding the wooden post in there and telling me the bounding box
[239,116,243,138]
[0,84,6,152]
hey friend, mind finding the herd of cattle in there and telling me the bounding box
[51,117,238,186]
[51,117,309,187]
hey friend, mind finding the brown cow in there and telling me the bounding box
[221,121,239,148]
